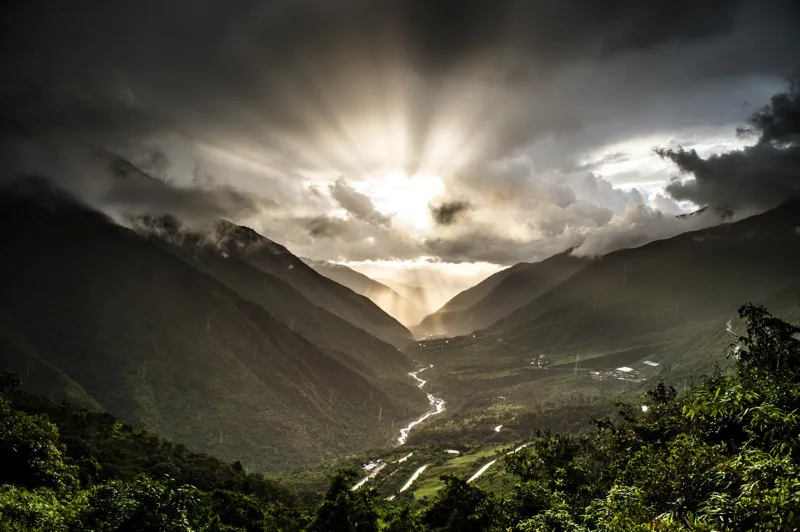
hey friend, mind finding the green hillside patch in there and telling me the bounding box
[411,444,510,502]
[2,303,800,530]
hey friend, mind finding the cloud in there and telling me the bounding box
[571,204,723,257]
[328,178,392,227]
[0,136,271,228]
[1,0,798,269]
[423,232,582,265]
[657,78,800,210]
[3,0,796,173]
[412,156,660,264]
[651,193,685,215]
[305,215,356,239]
[661,145,800,209]
[419,202,728,265]
[430,200,473,226]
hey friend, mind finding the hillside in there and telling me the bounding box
[103,150,412,350]
[2,304,798,530]
[416,250,587,337]
[302,259,428,328]
[494,199,800,352]
[138,217,417,401]
[406,200,800,423]
[0,181,428,473]
[214,226,413,349]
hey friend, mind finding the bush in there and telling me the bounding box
[2,303,800,530]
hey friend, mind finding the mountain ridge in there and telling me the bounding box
[404,199,800,423]
[416,248,586,337]
[302,258,428,328]
[0,181,429,473]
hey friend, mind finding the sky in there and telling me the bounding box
[1,0,798,296]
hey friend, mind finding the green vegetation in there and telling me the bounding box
[2,303,799,530]
[0,187,428,474]
[405,214,800,443]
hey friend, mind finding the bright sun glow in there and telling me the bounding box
[353,171,446,235]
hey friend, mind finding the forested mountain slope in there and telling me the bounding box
[0,182,427,473]
[493,200,800,354]
[213,225,413,349]
[417,250,587,337]
[2,304,798,530]
[303,259,428,328]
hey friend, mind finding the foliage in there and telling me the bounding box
[415,304,800,530]
[421,475,502,532]
[0,397,78,492]
[2,303,800,530]
[0,379,307,531]
[0,486,77,532]
[306,470,379,532]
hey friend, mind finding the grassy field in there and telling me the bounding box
[410,444,512,502]
[283,441,522,507]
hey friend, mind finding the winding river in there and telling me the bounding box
[353,366,445,491]
[397,365,446,445]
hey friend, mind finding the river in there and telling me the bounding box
[353,365,445,491]
[397,365,446,445]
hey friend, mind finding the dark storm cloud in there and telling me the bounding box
[1,0,799,265]
[0,135,271,226]
[660,145,800,209]
[3,0,796,155]
[658,79,800,210]
[430,200,473,226]
[328,178,393,227]
[422,229,587,265]
[305,215,356,239]
[394,0,743,74]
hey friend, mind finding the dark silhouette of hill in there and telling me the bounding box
[136,218,416,399]
[302,259,428,327]
[216,228,413,349]
[417,250,587,337]
[405,200,800,428]
[490,199,800,355]
[0,180,428,473]
[97,149,412,350]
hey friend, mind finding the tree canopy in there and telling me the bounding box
[2,303,799,530]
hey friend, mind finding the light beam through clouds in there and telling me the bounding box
[1,0,798,299]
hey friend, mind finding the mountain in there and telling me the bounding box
[416,249,588,337]
[411,200,800,416]
[302,259,428,327]
[0,180,429,473]
[491,200,800,353]
[101,149,413,350]
[136,218,417,397]
[220,233,413,349]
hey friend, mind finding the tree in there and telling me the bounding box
[422,475,503,532]
[733,303,800,378]
[75,476,207,532]
[383,506,424,532]
[0,404,78,491]
[307,469,379,532]
[0,372,21,395]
